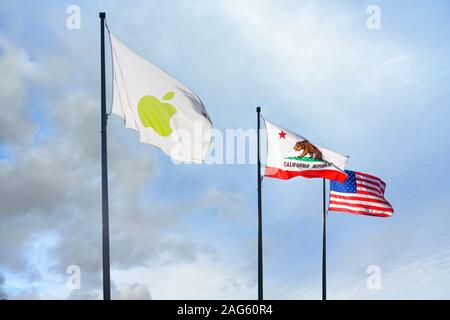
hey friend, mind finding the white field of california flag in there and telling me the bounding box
[109,32,212,163]
[264,120,349,183]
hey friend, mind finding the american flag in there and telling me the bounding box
[329,170,393,217]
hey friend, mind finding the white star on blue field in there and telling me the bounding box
[0,0,449,299]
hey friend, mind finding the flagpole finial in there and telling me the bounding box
[256,106,261,113]
[99,12,106,18]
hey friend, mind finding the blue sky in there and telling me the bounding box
[0,0,449,299]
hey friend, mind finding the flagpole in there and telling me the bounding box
[99,12,111,300]
[256,106,263,300]
[322,178,327,300]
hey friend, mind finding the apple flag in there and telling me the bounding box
[264,119,349,182]
[109,32,212,163]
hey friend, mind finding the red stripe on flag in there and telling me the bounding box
[356,190,385,197]
[356,175,385,190]
[328,207,392,217]
[330,191,387,201]
[265,167,348,183]
[356,178,384,192]
[329,200,394,213]
[356,183,383,195]
[329,193,390,205]
[355,171,386,186]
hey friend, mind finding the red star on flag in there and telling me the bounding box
[279,130,286,139]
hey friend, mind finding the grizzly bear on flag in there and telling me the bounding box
[264,119,349,182]
[293,141,323,160]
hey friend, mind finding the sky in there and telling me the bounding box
[0,0,449,299]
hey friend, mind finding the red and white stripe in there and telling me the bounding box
[329,172,393,217]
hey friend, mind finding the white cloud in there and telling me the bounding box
[215,0,443,138]
[113,283,152,300]
[0,37,39,145]
[112,253,256,299]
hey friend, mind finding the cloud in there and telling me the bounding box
[112,253,256,299]
[113,283,152,300]
[0,27,254,298]
[0,37,214,298]
[196,188,250,221]
[0,273,7,299]
[327,249,450,300]
[269,247,450,300]
[68,282,152,300]
[0,37,38,146]
[214,0,448,143]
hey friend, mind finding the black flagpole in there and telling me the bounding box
[99,12,111,300]
[322,178,327,300]
[256,107,263,300]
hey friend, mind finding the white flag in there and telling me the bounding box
[264,119,349,182]
[110,33,212,163]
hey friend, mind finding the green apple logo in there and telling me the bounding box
[137,91,177,137]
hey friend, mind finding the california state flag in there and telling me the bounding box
[110,33,212,163]
[264,120,349,182]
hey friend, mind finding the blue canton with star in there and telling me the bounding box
[330,170,356,193]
